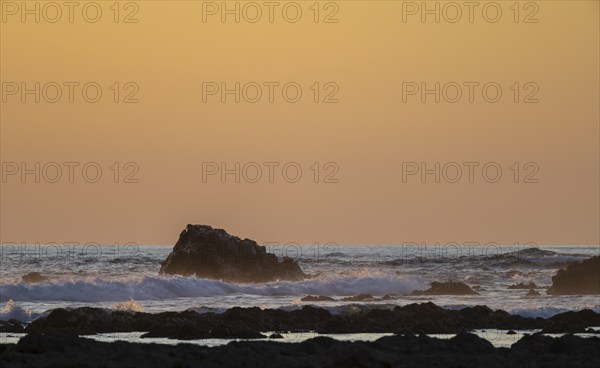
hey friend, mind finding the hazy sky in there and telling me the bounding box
[1,1,598,246]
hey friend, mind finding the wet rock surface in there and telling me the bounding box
[0,332,598,368]
[547,256,600,295]
[159,224,306,282]
[23,302,600,339]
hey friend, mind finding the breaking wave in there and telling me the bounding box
[0,299,34,321]
[0,274,428,303]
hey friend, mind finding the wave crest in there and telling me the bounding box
[0,274,427,303]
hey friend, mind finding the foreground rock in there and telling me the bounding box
[0,332,598,368]
[21,272,48,284]
[547,256,600,295]
[23,302,600,339]
[411,281,479,295]
[159,224,306,282]
[0,320,25,333]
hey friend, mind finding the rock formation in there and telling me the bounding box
[21,272,49,284]
[3,332,598,368]
[159,224,306,282]
[547,256,600,295]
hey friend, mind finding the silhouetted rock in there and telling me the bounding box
[341,294,376,302]
[159,225,306,282]
[512,333,600,361]
[547,256,600,295]
[21,272,48,284]
[1,332,599,368]
[542,309,600,333]
[0,319,25,333]
[509,282,538,289]
[24,303,600,339]
[301,295,335,302]
[411,281,479,295]
[526,289,541,296]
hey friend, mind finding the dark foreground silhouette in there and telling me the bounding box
[1,332,598,368]
[3,302,599,339]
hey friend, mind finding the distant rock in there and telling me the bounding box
[341,294,376,302]
[509,282,538,289]
[526,289,541,296]
[21,272,49,284]
[301,295,335,302]
[159,225,306,282]
[411,281,479,296]
[547,256,600,295]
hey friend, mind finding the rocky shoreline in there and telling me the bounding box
[1,331,599,368]
[2,302,599,339]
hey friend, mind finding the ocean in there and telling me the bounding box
[1,244,599,323]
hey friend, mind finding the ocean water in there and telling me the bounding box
[1,244,599,322]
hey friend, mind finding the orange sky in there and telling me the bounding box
[1,1,598,246]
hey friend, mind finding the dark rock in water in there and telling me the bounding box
[507,330,517,335]
[547,256,600,295]
[509,282,538,289]
[381,294,398,300]
[23,303,600,339]
[542,309,600,333]
[450,332,495,353]
[26,307,114,335]
[159,224,306,282]
[526,289,541,296]
[301,295,335,302]
[16,332,82,354]
[512,333,600,361]
[2,332,599,368]
[0,319,25,333]
[411,281,479,295]
[341,294,376,302]
[269,333,283,339]
[21,272,49,284]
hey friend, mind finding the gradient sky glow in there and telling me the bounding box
[1,1,598,245]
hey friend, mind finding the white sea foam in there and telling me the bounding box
[0,299,34,321]
[0,274,428,303]
[114,298,144,313]
[1,245,598,321]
